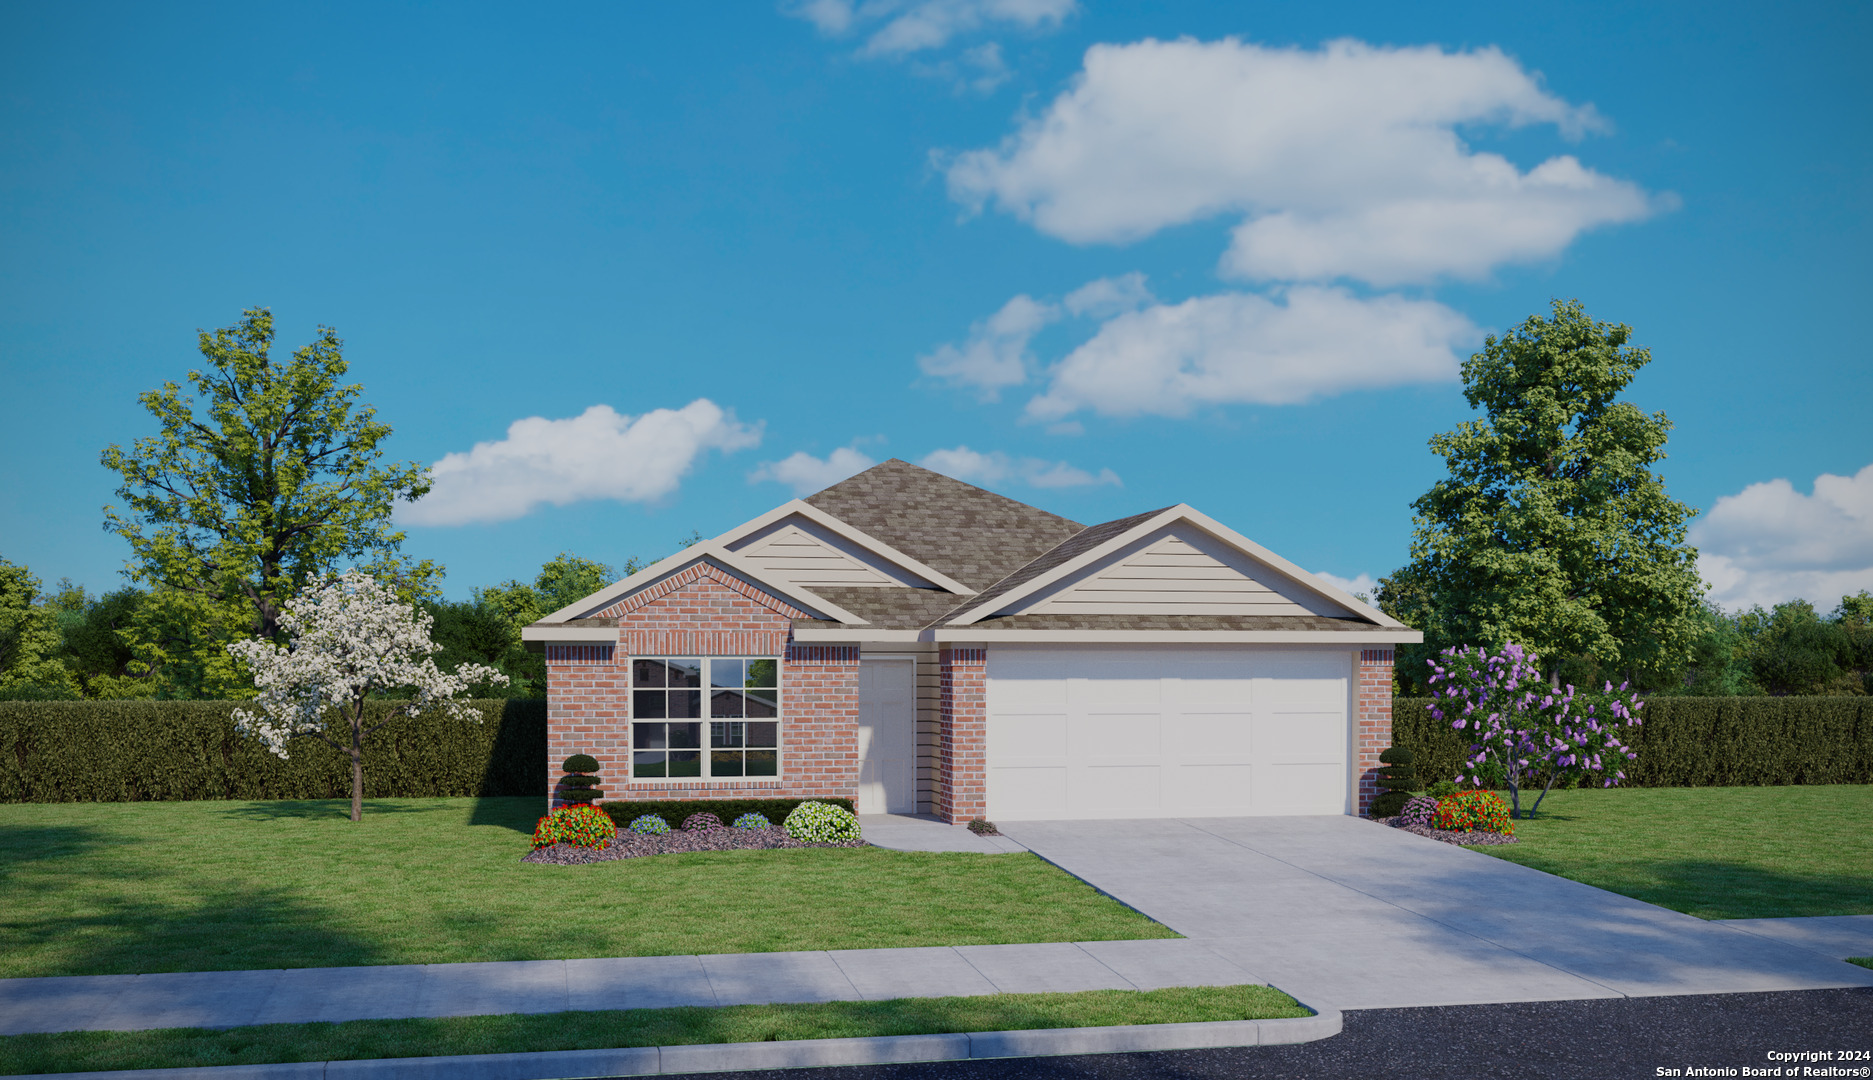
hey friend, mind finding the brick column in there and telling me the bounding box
[1354,648,1394,816]
[938,646,987,824]
[545,643,626,812]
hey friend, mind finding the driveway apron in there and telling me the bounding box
[997,816,1873,1011]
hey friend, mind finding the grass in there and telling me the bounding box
[0,985,1307,1075]
[0,797,1173,979]
[1461,785,1873,920]
[1849,958,1873,970]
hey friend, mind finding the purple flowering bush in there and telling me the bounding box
[1426,641,1644,819]
[1397,795,1438,829]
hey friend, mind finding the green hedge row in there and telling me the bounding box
[0,699,547,803]
[1392,696,1873,787]
[598,798,856,829]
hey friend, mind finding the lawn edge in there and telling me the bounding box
[8,1008,1344,1079]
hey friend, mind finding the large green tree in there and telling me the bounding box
[1380,299,1704,688]
[101,308,437,696]
[0,556,81,699]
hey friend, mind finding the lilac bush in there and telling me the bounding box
[1426,642,1644,819]
[1397,795,1438,829]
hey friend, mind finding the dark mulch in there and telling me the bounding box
[1374,817,1520,846]
[524,825,870,865]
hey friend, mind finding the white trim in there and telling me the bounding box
[944,505,1408,629]
[935,629,1421,644]
[520,626,618,642]
[793,628,928,644]
[537,546,869,626]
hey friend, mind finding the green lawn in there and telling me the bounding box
[0,985,1307,1075]
[1465,785,1873,920]
[0,797,1173,978]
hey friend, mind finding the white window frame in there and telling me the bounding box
[628,656,781,783]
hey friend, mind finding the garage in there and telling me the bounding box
[985,646,1352,820]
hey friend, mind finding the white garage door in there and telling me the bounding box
[986,647,1351,820]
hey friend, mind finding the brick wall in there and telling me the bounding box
[936,646,987,824]
[545,563,859,810]
[1355,648,1395,816]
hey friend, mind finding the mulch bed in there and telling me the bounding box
[1375,817,1520,846]
[523,825,870,865]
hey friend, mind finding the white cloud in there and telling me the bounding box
[788,0,1075,58]
[1690,463,1873,610]
[1314,571,1378,601]
[1062,271,1154,318]
[946,37,1667,286]
[749,445,878,496]
[401,400,760,526]
[1026,286,1479,420]
[918,294,1058,398]
[920,445,1120,488]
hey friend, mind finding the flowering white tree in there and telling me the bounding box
[1427,641,1644,819]
[228,569,507,821]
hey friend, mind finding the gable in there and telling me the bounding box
[725,516,935,590]
[992,524,1359,620]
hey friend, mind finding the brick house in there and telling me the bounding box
[524,460,1420,822]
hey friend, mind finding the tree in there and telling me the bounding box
[227,570,506,821]
[1380,299,1704,688]
[1427,641,1643,818]
[47,581,156,699]
[0,557,80,699]
[101,308,437,696]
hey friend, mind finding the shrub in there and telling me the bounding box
[558,754,603,806]
[731,812,772,830]
[1397,795,1438,829]
[1427,779,1459,798]
[967,818,999,836]
[597,798,854,831]
[532,804,617,849]
[783,801,861,843]
[1434,791,1514,835]
[682,812,723,832]
[1370,745,1418,817]
[627,814,670,835]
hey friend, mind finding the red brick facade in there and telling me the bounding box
[936,646,987,824]
[1355,648,1395,816]
[544,564,859,810]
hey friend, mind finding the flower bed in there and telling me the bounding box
[1373,814,1520,846]
[523,825,869,865]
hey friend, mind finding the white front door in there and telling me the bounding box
[986,647,1350,820]
[857,658,917,814]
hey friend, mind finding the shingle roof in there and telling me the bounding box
[804,459,1083,592]
[797,587,976,631]
[949,506,1170,621]
[966,614,1380,632]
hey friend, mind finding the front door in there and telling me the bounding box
[856,658,916,814]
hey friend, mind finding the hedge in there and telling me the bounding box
[0,699,546,803]
[1393,696,1873,788]
[598,798,856,830]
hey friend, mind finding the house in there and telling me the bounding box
[523,459,1422,822]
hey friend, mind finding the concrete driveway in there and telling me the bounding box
[998,816,1873,1011]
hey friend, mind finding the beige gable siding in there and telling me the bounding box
[1016,528,1352,619]
[728,517,933,590]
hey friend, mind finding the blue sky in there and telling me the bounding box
[3,1,1868,610]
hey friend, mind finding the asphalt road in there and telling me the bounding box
[631,988,1873,1080]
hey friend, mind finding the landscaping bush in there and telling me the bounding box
[532,804,617,849]
[1369,745,1418,818]
[784,801,861,843]
[1435,791,1514,834]
[731,812,772,830]
[1393,696,1873,788]
[682,812,723,832]
[1397,795,1438,829]
[0,698,546,803]
[968,819,999,836]
[558,754,603,806]
[600,798,854,831]
[627,814,671,835]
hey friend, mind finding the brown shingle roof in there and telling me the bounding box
[966,613,1380,632]
[800,587,977,630]
[804,459,1084,591]
[950,506,1170,620]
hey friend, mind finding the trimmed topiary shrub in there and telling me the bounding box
[627,814,671,835]
[731,812,772,830]
[558,754,603,806]
[783,801,860,843]
[682,812,723,832]
[532,804,617,849]
[1435,791,1514,834]
[1370,745,1418,817]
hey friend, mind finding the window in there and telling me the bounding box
[632,657,779,779]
